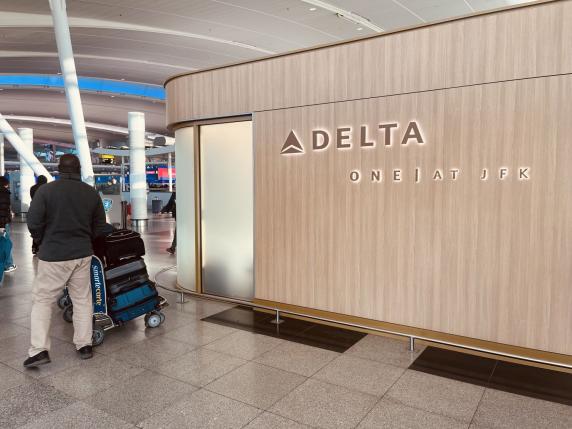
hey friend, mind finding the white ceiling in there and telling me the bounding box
[0,0,534,155]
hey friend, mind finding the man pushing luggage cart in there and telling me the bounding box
[60,229,168,346]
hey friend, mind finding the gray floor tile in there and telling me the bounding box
[386,370,484,423]
[0,381,76,429]
[0,321,29,341]
[42,354,146,399]
[6,340,86,379]
[163,320,237,347]
[472,389,572,429]
[313,354,405,397]
[345,335,424,368]
[125,306,197,336]
[45,319,77,344]
[84,370,197,425]
[156,347,246,387]
[139,389,260,429]
[171,299,236,319]
[0,330,37,363]
[358,398,468,429]
[18,401,135,429]
[206,361,306,410]
[204,330,283,360]
[0,362,34,391]
[254,341,339,377]
[270,378,378,429]
[112,335,195,369]
[0,303,33,322]
[92,325,151,354]
[244,412,312,428]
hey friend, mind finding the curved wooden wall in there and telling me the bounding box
[167,0,572,356]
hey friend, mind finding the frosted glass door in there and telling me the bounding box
[200,121,254,300]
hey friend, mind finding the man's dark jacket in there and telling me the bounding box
[27,173,107,262]
[30,182,45,200]
[0,187,11,228]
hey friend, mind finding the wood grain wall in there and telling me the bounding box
[254,74,572,355]
[167,0,572,355]
[166,0,572,125]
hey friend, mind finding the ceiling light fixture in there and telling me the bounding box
[300,0,384,32]
[309,7,317,11]
[357,27,363,31]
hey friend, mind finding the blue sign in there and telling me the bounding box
[91,256,107,315]
[103,198,113,213]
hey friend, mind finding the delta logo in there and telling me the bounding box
[280,121,424,156]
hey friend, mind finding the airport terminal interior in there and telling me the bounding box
[1,0,571,428]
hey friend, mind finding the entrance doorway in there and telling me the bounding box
[199,120,254,300]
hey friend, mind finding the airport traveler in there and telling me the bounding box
[30,174,48,254]
[30,174,47,199]
[162,191,176,254]
[24,154,107,367]
[0,176,16,279]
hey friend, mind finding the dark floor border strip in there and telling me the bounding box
[202,306,366,353]
[410,346,572,407]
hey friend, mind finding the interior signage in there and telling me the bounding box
[280,121,423,155]
[280,121,531,183]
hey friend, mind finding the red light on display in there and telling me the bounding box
[158,167,175,179]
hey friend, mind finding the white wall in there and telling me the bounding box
[174,127,196,291]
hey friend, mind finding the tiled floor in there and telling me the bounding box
[1,217,571,428]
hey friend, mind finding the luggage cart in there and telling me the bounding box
[59,256,168,346]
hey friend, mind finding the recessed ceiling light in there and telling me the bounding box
[357,27,363,31]
[309,7,317,11]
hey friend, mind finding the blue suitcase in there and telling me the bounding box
[109,282,159,323]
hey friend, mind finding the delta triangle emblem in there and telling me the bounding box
[280,130,304,155]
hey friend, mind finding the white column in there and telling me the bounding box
[128,112,147,222]
[0,114,53,180]
[120,156,125,192]
[0,134,4,176]
[18,128,35,213]
[167,152,173,192]
[49,0,95,185]
[175,127,195,290]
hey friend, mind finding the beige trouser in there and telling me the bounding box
[29,256,93,356]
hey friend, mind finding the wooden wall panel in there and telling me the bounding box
[254,74,572,355]
[166,0,572,125]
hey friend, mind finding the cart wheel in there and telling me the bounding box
[145,313,161,328]
[62,305,73,323]
[159,312,166,324]
[92,327,105,347]
[57,294,68,309]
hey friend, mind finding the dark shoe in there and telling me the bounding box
[166,247,175,254]
[77,346,93,360]
[23,351,51,368]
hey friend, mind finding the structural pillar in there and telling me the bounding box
[49,0,95,185]
[18,128,35,214]
[0,134,4,176]
[0,114,53,180]
[128,112,147,224]
[167,152,173,192]
[120,156,125,192]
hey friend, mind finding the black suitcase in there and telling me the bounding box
[105,258,149,295]
[104,229,145,266]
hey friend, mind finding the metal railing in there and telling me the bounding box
[154,266,572,370]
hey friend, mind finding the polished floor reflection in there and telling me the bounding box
[0,217,571,428]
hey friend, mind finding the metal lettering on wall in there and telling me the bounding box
[280,121,531,183]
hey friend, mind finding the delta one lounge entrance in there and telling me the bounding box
[199,121,254,300]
